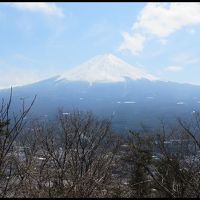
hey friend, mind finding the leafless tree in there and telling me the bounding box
[12,110,120,198]
[0,88,36,197]
[123,113,200,198]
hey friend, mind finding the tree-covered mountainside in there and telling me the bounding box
[1,78,200,132]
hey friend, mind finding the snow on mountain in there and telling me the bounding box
[57,54,158,84]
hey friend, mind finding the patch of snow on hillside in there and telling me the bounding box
[123,101,136,104]
[177,102,185,105]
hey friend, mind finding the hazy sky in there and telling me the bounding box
[1,2,200,88]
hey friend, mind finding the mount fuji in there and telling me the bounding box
[57,54,158,84]
[1,54,200,133]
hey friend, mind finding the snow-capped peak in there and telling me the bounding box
[57,54,158,84]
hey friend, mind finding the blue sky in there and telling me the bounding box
[1,2,200,88]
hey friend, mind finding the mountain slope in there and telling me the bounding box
[57,54,158,84]
[0,54,200,133]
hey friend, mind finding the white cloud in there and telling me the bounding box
[10,2,64,17]
[118,32,146,55]
[133,3,200,38]
[0,55,58,89]
[187,29,196,35]
[160,39,167,45]
[172,53,200,65]
[0,68,42,89]
[120,3,200,55]
[164,66,183,72]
